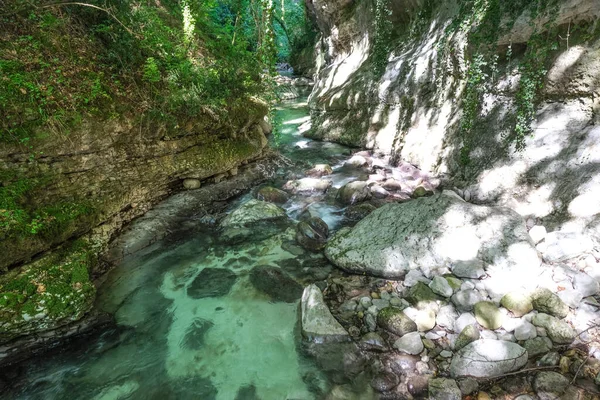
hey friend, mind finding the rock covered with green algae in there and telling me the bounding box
[0,242,96,342]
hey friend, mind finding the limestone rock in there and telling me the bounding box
[428,378,462,400]
[450,340,528,378]
[305,164,333,177]
[296,217,329,251]
[531,288,569,318]
[501,292,533,317]
[283,178,332,194]
[514,321,537,341]
[533,371,570,400]
[183,178,201,190]
[337,181,371,205]
[325,192,539,279]
[345,155,368,167]
[451,260,486,279]
[249,266,303,303]
[406,282,442,306]
[451,289,484,312]
[403,307,436,332]
[301,285,349,342]
[454,325,480,351]
[538,231,594,262]
[429,276,454,297]
[393,332,424,355]
[377,307,417,336]
[531,313,575,344]
[220,199,288,243]
[523,337,553,357]
[256,186,290,204]
[474,301,504,330]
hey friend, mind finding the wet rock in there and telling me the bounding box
[344,203,377,222]
[249,265,303,303]
[234,384,259,400]
[531,288,569,318]
[428,378,462,400]
[533,371,570,399]
[370,372,399,392]
[183,178,201,190]
[450,340,528,378]
[181,318,214,350]
[454,324,480,351]
[429,276,453,297]
[301,285,349,342]
[531,313,575,344]
[187,268,238,299]
[359,332,387,352]
[337,181,372,205]
[325,192,539,279]
[345,155,368,167]
[474,301,503,330]
[369,184,389,199]
[393,332,424,355]
[296,217,329,251]
[305,164,333,177]
[256,186,290,204]
[523,337,553,357]
[220,199,288,243]
[283,178,332,194]
[501,292,533,317]
[377,307,417,336]
[451,289,484,312]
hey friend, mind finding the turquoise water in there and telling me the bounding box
[1,96,362,400]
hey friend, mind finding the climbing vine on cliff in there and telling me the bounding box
[372,0,393,75]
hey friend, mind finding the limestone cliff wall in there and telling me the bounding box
[307,0,600,235]
[0,103,269,271]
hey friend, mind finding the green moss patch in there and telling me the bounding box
[0,241,96,342]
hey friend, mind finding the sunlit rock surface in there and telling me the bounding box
[450,339,528,378]
[325,191,540,285]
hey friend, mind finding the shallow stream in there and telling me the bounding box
[2,96,366,400]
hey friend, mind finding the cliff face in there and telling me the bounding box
[307,0,600,234]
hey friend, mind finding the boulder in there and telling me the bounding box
[249,266,303,303]
[454,325,480,351]
[219,199,288,243]
[428,378,462,400]
[345,155,368,167]
[377,307,417,336]
[531,288,569,318]
[256,186,290,204]
[188,268,238,299]
[183,178,201,190]
[325,192,539,279]
[501,292,533,317]
[531,313,575,344]
[393,332,424,355]
[337,181,371,205]
[305,164,333,177]
[301,285,349,342]
[295,217,329,251]
[344,203,377,222]
[283,178,332,194]
[474,301,504,330]
[450,340,528,378]
[533,371,570,400]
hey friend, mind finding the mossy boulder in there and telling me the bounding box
[256,186,290,204]
[473,301,503,330]
[377,307,417,336]
[296,217,329,252]
[501,291,533,317]
[406,282,442,307]
[531,288,569,318]
[0,242,96,343]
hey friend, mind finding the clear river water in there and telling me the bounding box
[2,95,367,400]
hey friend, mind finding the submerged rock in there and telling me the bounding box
[219,199,288,243]
[301,285,349,342]
[181,318,214,349]
[296,217,329,251]
[325,192,539,279]
[187,268,238,299]
[249,266,303,303]
[450,339,528,378]
[255,186,290,204]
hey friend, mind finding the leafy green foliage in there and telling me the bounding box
[372,0,393,75]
